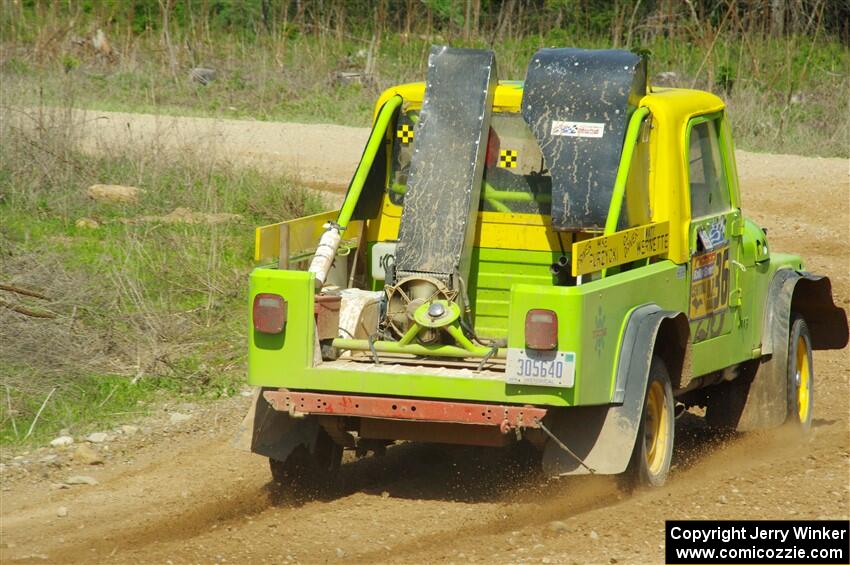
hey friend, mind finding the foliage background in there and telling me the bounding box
[2,0,848,156]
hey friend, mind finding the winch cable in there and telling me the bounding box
[536,419,597,474]
[475,346,499,372]
[367,333,381,365]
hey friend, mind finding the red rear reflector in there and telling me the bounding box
[525,309,558,350]
[253,293,287,334]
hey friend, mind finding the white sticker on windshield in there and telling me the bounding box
[550,120,606,138]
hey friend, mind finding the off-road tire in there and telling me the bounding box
[786,315,813,431]
[626,356,675,488]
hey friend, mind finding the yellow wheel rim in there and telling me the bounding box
[644,380,670,475]
[796,336,811,423]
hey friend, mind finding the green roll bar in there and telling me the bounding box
[390,181,550,214]
[598,106,650,278]
[336,94,404,231]
[482,183,552,204]
[603,106,650,236]
[332,338,506,359]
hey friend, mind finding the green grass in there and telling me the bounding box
[2,31,848,156]
[0,110,324,447]
[1,370,177,446]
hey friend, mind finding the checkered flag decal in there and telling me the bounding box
[499,149,518,168]
[397,124,414,145]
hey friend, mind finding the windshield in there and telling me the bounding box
[390,108,552,216]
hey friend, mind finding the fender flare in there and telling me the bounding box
[762,270,847,354]
[542,305,689,476]
[735,269,847,431]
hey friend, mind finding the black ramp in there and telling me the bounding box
[522,48,646,231]
[394,46,496,285]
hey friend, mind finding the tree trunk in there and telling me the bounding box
[158,0,177,80]
[464,0,472,40]
[612,0,622,47]
[626,0,643,47]
[404,0,413,40]
[771,0,786,36]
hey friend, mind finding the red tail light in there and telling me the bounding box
[525,309,558,350]
[253,293,287,334]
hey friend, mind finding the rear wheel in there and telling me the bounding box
[786,316,813,431]
[626,356,675,487]
[269,427,342,496]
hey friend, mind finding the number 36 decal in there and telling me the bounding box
[689,244,730,321]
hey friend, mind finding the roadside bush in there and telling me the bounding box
[0,106,323,445]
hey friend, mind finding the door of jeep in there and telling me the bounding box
[685,113,743,368]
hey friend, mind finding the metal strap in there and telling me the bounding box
[536,419,597,474]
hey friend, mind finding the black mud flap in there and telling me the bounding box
[735,270,848,431]
[232,388,319,462]
[542,305,687,476]
[394,46,497,285]
[521,48,646,231]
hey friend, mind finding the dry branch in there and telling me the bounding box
[0,298,58,319]
[0,283,50,301]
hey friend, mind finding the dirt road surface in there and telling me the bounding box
[19,108,369,192]
[1,112,848,564]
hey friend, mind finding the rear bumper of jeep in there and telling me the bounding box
[262,387,550,447]
[264,388,548,431]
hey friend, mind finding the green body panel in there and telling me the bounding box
[247,247,802,407]
[247,269,315,387]
[468,247,558,338]
[248,260,692,407]
[508,261,688,405]
[686,210,742,372]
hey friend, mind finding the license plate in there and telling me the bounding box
[506,348,576,388]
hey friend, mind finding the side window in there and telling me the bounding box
[688,120,732,219]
